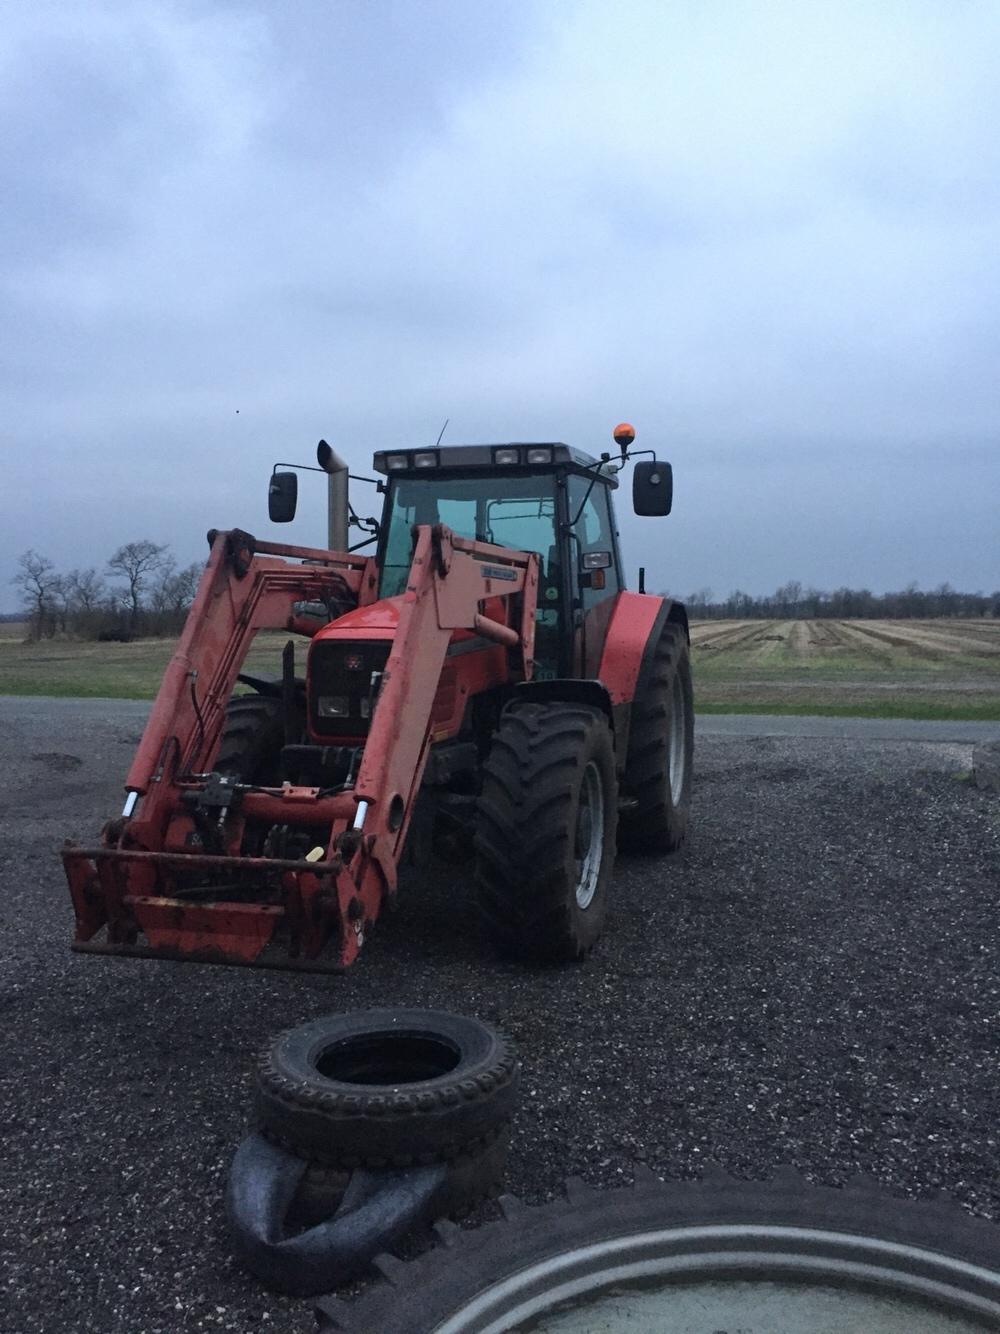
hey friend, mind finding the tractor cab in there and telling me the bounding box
[372,443,624,680]
[269,429,675,681]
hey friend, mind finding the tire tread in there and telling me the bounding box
[474,703,618,961]
[619,623,693,853]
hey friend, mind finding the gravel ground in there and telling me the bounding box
[1,701,998,1334]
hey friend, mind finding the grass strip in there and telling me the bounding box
[696,699,1000,722]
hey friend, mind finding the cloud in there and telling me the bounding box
[3,0,999,607]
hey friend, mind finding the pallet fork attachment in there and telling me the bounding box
[62,525,538,971]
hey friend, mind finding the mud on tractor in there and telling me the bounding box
[62,424,692,972]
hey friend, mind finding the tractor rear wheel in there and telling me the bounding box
[474,703,618,961]
[214,693,285,783]
[619,622,693,853]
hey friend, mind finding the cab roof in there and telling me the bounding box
[372,442,603,476]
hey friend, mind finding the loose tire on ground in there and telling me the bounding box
[317,1169,1000,1333]
[289,1126,511,1232]
[214,692,286,783]
[474,703,618,962]
[255,1009,519,1170]
[619,621,693,853]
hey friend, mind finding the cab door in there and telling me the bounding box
[566,475,623,678]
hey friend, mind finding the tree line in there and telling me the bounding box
[11,550,1000,639]
[679,580,1000,620]
[11,542,201,641]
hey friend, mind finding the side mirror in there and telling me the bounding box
[633,459,672,516]
[268,471,298,523]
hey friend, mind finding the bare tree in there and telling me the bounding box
[164,562,201,614]
[148,559,201,630]
[685,588,716,618]
[53,577,74,634]
[774,580,803,616]
[61,567,107,635]
[107,540,170,629]
[65,567,106,614]
[11,549,62,639]
[147,556,178,615]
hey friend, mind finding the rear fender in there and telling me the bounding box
[597,592,688,761]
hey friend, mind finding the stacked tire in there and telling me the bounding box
[254,1009,520,1222]
[226,1007,521,1298]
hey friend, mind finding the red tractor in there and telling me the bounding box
[62,425,692,971]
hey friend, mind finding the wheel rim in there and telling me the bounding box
[668,671,687,807]
[574,761,604,910]
[433,1224,1000,1333]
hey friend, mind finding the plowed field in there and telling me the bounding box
[692,619,1000,718]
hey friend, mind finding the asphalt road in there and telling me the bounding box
[698,712,1000,743]
[1,698,998,1333]
[3,694,998,743]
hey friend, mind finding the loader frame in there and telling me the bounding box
[63,524,538,971]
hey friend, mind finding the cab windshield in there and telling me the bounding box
[379,473,558,599]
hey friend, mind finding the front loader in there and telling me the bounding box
[62,424,692,972]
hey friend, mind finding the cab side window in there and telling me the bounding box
[381,497,417,596]
[567,476,621,614]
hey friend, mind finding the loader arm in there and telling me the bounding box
[123,527,371,844]
[62,524,538,972]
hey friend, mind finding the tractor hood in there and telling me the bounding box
[312,596,404,642]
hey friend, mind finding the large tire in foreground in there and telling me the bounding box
[317,1169,1000,1332]
[474,703,618,962]
[256,1009,519,1170]
[619,621,693,853]
[214,692,286,783]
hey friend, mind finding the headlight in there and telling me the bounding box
[310,641,392,737]
[526,447,552,464]
[493,447,520,465]
[317,695,350,718]
[413,451,438,468]
[385,453,410,470]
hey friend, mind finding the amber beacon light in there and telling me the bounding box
[613,422,636,450]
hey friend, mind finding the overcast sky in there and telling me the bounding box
[3,0,999,611]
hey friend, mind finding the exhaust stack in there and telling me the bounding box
[316,439,349,552]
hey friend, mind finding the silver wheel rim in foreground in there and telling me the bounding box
[574,761,604,910]
[668,672,687,807]
[430,1224,1000,1333]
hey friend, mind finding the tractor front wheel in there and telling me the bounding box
[214,693,286,784]
[474,703,618,962]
